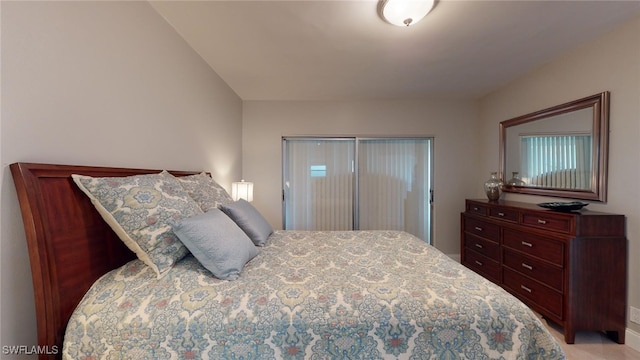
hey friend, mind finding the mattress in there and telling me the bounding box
[63,230,565,359]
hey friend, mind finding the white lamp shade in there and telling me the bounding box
[232,180,254,202]
[381,0,435,27]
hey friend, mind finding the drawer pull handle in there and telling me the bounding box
[473,207,479,211]
[498,212,505,217]
[521,241,533,247]
[521,263,533,270]
[475,260,483,266]
[537,219,547,224]
[475,243,483,249]
[474,226,483,231]
[520,285,532,293]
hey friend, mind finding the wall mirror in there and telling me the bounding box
[499,91,609,202]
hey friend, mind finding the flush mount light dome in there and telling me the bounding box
[380,0,435,27]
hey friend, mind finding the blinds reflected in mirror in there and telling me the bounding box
[520,134,592,189]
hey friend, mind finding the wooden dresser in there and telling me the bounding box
[460,199,627,344]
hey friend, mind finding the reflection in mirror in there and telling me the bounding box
[504,108,593,189]
[499,92,609,202]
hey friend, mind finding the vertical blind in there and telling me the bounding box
[521,134,591,188]
[358,139,431,242]
[283,137,432,243]
[283,139,354,231]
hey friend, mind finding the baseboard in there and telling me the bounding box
[447,253,461,263]
[626,328,640,352]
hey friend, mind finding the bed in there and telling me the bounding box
[10,162,565,359]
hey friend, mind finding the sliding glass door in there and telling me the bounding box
[283,137,433,243]
[283,138,355,231]
[358,139,432,242]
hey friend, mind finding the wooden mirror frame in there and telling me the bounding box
[499,91,609,202]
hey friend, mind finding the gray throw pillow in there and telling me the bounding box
[172,209,258,280]
[220,199,273,246]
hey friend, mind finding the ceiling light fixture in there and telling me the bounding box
[379,0,435,27]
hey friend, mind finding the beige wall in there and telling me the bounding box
[242,99,481,255]
[0,1,242,357]
[479,15,640,334]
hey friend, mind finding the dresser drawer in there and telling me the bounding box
[464,218,500,241]
[503,269,563,319]
[489,207,519,222]
[463,248,500,283]
[466,202,489,216]
[502,249,563,291]
[502,228,564,266]
[464,233,499,260]
[521,211,573,234]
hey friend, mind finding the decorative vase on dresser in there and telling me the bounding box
[483,172,503,201]
[460,199,627,344]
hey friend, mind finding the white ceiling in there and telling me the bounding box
[150,0,640,101]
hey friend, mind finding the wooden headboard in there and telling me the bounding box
[10,162,201,359]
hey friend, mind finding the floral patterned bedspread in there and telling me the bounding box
[63,230,565,359]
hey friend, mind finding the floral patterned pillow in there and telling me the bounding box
[177,172,233,212]
[72,171,203,277]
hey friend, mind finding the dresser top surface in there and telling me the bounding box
[466,199,623,217]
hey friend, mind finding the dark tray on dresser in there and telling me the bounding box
[461,199,627,344]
